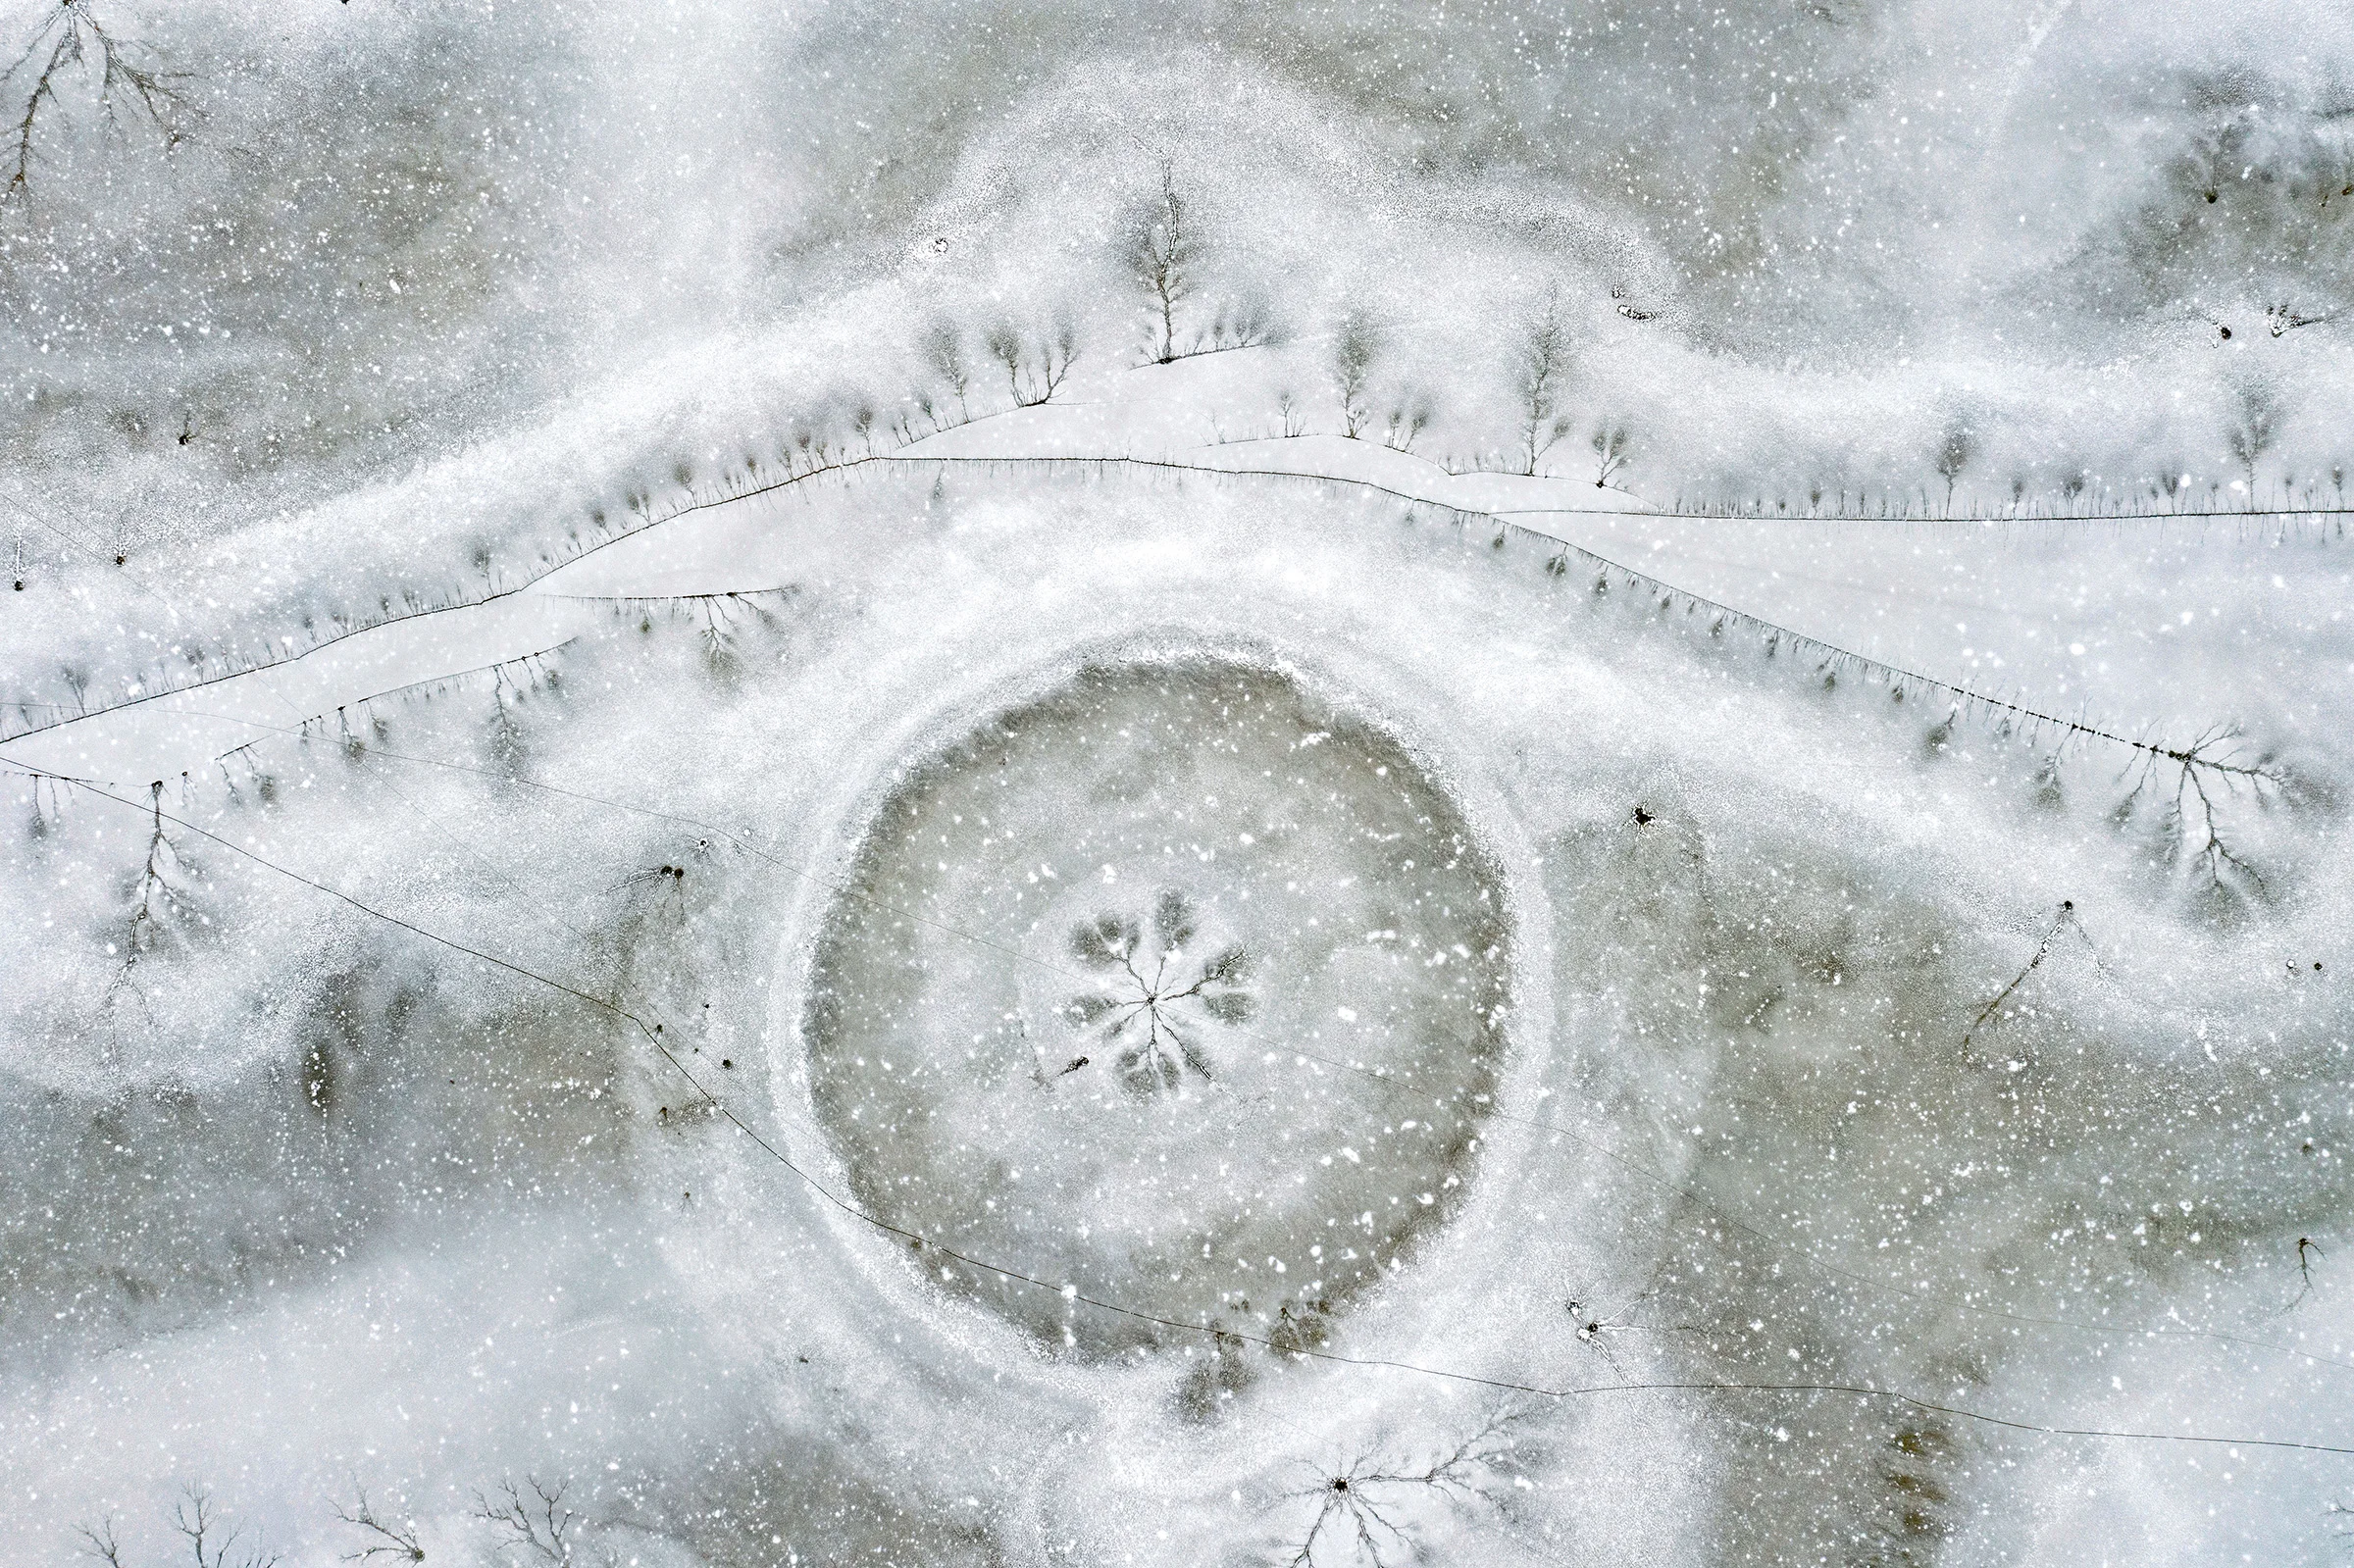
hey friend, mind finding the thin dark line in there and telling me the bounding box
[537,588,800,604]
[1503,502,2354,526]
[1168,439,2354,526]
[1531,1383,2354,1456]
[215,637,578,762]
[0,483,115,562]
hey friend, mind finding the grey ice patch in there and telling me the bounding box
[802,657,1511,1356]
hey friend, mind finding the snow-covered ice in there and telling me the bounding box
[3,4,2353,1565]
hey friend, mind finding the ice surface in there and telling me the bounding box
[5,3,2354,1564]
[800,657,1509,1357]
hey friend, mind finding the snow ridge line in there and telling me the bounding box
[880,454,2278,784]
[9,447,2280,809]
[213,638,578,769]
[1649,499,2354,529]
[0,456,884,745]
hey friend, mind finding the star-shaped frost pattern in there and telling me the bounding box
[1061,889,1254,1093]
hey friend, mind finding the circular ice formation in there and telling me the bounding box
[801,657,1510,1356]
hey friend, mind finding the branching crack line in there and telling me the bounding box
[1,0,198,204]
[331,1487,426,1564]
[1277,1406,1525,1568]
[2124,723,2279,891]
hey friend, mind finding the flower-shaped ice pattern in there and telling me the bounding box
[1061,889,1254,1093]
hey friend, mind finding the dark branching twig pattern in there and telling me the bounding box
[74,1517,126,1568]
[104,779,195,1021]
[1132,162,1195,365]
[124,778,182,947]
[170,1489,281,1568]
[986,321,1079,407]
[1062,889,1254,1093]
[1125,162,1274,366]
[2125,724,2280,892]
[1276,1406,1526,1568]
[2288,1237,2327,1316]
[1,0,197,203]
[1563,1288,1698,1376]
[475,1477,601,1566]
[333,1488,426,1563]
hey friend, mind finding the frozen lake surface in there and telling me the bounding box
[3,3,2352,1564]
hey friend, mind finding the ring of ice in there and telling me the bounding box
[801,655,1512,1359]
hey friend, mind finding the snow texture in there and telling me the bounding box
[800,656,1509,1357]
[1,4,2352,1566]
